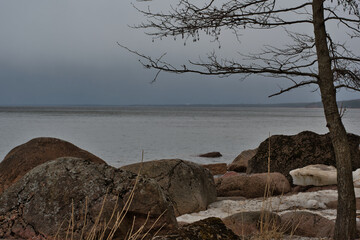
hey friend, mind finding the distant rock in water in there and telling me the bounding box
[0,157,177,240]
[198,152,223,158]
[120,159,217,216]
[0,137,106,194]
[247,131,360,184]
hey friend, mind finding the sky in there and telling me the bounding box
[0,0,359,106]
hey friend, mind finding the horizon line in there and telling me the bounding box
[0,98,359,108]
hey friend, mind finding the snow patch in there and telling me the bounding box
[289,164,337,186]
[177,189,360,223]
[290,164,360,187]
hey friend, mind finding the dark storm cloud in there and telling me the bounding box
[0,0,358,106]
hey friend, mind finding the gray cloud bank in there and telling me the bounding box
[0,0,358,106]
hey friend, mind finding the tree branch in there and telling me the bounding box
[268,80,319,97]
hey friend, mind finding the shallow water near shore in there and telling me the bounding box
[0,106,359,167]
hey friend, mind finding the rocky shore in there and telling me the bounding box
[0,131,359,239]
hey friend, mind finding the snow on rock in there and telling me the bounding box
[290,164,337,186]
[353,168,360,187]
[290,164,360,187]
[177,189,360,224]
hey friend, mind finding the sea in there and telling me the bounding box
[0,106,359,168]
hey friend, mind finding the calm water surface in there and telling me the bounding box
[0,106,359,167]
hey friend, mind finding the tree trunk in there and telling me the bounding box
[312,0,356,239]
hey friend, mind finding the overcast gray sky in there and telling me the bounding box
[0,0,358,106]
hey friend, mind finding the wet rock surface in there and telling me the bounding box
[247,131,360,184]
[0,157,177,240]
[121,159,217,216]
[0,137,106,194]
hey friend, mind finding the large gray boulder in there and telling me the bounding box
[247,131,360,184]
[121,159,217,216]
[0,137,106,194]
[0,157,177,240]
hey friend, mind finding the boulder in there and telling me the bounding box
[120,159,217,216]
[153,217,240,240]
[0,137,106,194]
[202,163,227,175]
[290,164,360,187]
[216,172,291,198]
[198,152,223,158]
[222,171,241,178]
[222,211,281,237]
[247,131,360,184]
[280,211,334,238]
[326,198,360,210]
[228,148,257,172]
[0,157,177,240]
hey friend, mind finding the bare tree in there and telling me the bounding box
[122,0,360,238]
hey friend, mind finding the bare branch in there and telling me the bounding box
[332,56,360,62]
[335,84,360,91]
[132,0,313,41]
[125,0,360,97]
[268,80,318,97]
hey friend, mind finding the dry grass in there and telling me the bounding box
[247,133,299,240]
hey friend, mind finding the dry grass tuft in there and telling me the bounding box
[247,133,298,240]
